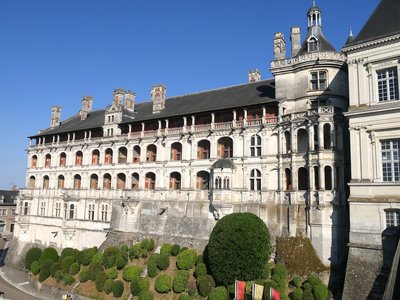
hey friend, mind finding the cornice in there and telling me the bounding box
[342,33,400,54]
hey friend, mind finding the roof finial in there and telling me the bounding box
[349,27,353,37]
[313,0,316,6]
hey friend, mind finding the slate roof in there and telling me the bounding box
[0,190,18,206]
[346,0,400,47]
[31,79,276,138]
[212,159,234,169]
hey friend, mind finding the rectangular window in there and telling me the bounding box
[378,68,399,101]
[310,71,327,91]
[385,210,400,227]
[381,139,400,182]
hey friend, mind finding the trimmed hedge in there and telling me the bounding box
[60,247,79,261]
[103,279,114,294]
[50,262,61,277]
[197,275,215,297]
[129,243,144,260]
[61,256,75,273]
[290,276,303,289]
[122,265,142,282]
[91,252,103,265]
[25,248,42,270]
[139,289,154,300]
[39,259,53,282]
[120,244,129,252]
[130,276,149,296]
[173,270,189,293]
[79,267,91,282]
[39,247,59,264]
[155,274,172,293]
[30,261,40,275]
[179,295,191,300]
[54,270,64,282]
[157,255,170,270]
[194,263,207,278]
[195,255,203,266]
[160,243,172,256]
[147,254,159,278]
[89,262,104,281]
[64,274,75,286]
[302,289,315,300]
[69,263,80,275]
[103,246,120,268]
[112,280,124,298]
[141,239,155,251]
[115,254,127,270]
[95,271,108,292]
[290,288,303,300]
[209,286,228,300]
[106,266,118,279]
[313,284,329,300]
[81,247,98,266]
[176,249,197,270]
[171,244,181,256]
[272,263,289,280]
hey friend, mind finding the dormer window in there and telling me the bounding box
[310,71,327,91]
[308,37,319,52]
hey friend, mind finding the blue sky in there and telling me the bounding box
[0,0,379,189]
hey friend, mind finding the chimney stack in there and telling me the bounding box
[113,88,124,108]
[80,95,93,120]
[248,69,261,83]
[290,27,301,57]
[151,85,166,114]
[273,32,286,60]
[124,90,136,112]
[50,106,61,128]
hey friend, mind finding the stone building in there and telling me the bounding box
[342,0,400,298]
[0,189,18,240]
[13,2,349,268]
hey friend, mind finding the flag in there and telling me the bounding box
[252,283,264,300]
[235,280,246,300]
[270,287,281,300]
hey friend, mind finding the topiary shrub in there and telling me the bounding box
[209,286,228,300]
[30,261,40,275]
[271,275,286,295]
[307,276,323,288]
[195,254,203,265]
[272,263,289,280]
[103,246,120,268]
[176,249,197,270]
[54,270,64,282]
[61,248,80,262]
[290,276,303,288]
[79,267,91,282]
[129,243,144,260]
[106,266,118,279]
[141,238,155,251]
[39,247,59,264]
[89,261,104,281]
[95,271,108,292]
[180,247,188,253]
[61,255,75,273]
[171,244,181,256]
[302,289,315,300]
[290,288,303,300]
[112,280,124,298]
[139,289,154,300]
[262,264,271,279]
[155,274,172,293]
[194,263,207,278]
[115,254,127,270]
[173,270,189,293]
[148,259,158,278]
[303,281,313,291]
[64,274,75,286]
[262,280,278,300]
[81,247,98,266]
[91,252,103,265]
[197,275,215,297]
[160,243,172,256]
[313,283,328,300]
[204,212,270,286]
[69,262,80,275]
[130,276,145,296]
[120,244,129,253]
[103,279,114,294]
[157,255,170,270]
[25,247,42,270]
[179,295,191,300]
[122,265,142,282]
[39,259,53,282]
[50,262,61,277]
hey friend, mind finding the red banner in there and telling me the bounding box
[235,280,246,300]
[270,288,281,300]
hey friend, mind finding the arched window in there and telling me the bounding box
[133,146,141,163]
[250,169,261,191]
[31,155,37,168]
[29,176,36,189]
[88,204,95,220]
[101,204,108,221]
[324,166,332,190]
[55,202,61,217]
[284,168,292,191]
[323,124,331,149]
[196,171,209,190]
[215,176,222,189]
[23,202,29,215]
[117,173,126,190]
[104,148,113,164]
[73,174,81,189]
[145,172,156,190]
[57,175,65,189]
[171,143,182,161]
[223,177,230,189]
[43,175,50,189]
[146,145,157,162]
[217,137,233,158]
[92,150,100,165]
[69,204,75,219]
[170,172,181,190]
[90,174,98,189]
[40,201,46,216]
[45,154,51,168]
[298,167,309,190]
[198,140,210,159]
[297,129,309,153]
[59,152,66,167]
[313,125,319,150]
[308,37,319,52]
[284,131,291,154]
[118,147,127,164]
[103,174,112,190]
[250,135,262,157]
[314,166,320,190]
[75,151,83,166]
[132,173,139,190]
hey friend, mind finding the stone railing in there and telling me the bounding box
[271,51,346,69]
[281,106,335,123]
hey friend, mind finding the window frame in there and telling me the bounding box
[310,70,328,91]
[250,135,262,157]
[377,67,399,102]
[385,209,400,227]
[381,139,400,182]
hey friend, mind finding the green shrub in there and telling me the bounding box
[195,254,203,265]
[271,275,286,295]
[139,277,150,291]
[173,270,189,293]
[197,275,215,297]
[30,261,40,275]
[61,256,75,273]
[106,266,118,279]
[81,247,98,266]
[290,276,303,288]
[79,267,91,282]
[120,244,129,252]
[131,276,150,296]
[50,262,61,277]
[209,286,228,300]
[112,280,124,298]
[262,264,271,279]
[313,284,328,300]
[147,259,158,278]
[303,281,313,291]
[91,252,103,265]
[171,244,181,256]
[194,263,207,278]
[139,289,154,300]
[148,253,160,263]
[157,255,170,270]
[64,274,75,286]
[160,243,172,256]
[122,265,142,282]
[103,246,120,268]
[54,270,64,282]
[204,213,270,286]
[89,261,104,281]
[272,263,288,280]
[179,295,191,300]
[95,271,108,292]
[129,243,144,259]
[61,248,80,261]
[39,247,59,264]
[69,262,80,275]
[177,249,197,270]
[302,289,315,300]
[39,259,53,282]
[141,239,155,251]
[155,274,172,293]
[180,247,188,253]
[263,280,278,300]
[115,254,127,270]
[290,288,303,300]
[25,248,42,270]
[103,279,114,294]
[307,276,323,288]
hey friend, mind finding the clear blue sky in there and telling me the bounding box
[0,0,379,189]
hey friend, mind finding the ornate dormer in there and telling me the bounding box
[103,88,124,136]
[151,85,166,114]
[50,106,61,128]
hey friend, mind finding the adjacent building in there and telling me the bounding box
[0,189,18,240]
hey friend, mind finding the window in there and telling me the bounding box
[92,150,100,165]
[43,176,50,189]
[104,148,113,164]
[324,166,332,190]
[12,208,16,215]
[45,154,52,168]
[217,137,233,158]
[23,202,28,215]
[73,175,81,189]
[40,201,46,216]
[298,167,309,190]
[103,174,112,190]
[310,71,327,91]
[297,129,309,153]
[382,139,400,182]
[385,209,400,227]
[198,140,210,159]
[90,174,98,189]
[58,175,65,189]
[10,224,14,233]
[132,173,139,190]
[250,169,261,191]
[146,145,157,162]
[196,171,209,190]
[0,209,7,216]
[55,202,61,217]
[133,146,141,163]
[75,151,83,166]
[171,143,182,161]
[69,204,75,219]
[29,176,36,189]
[101,204,108,221]
[215,176,222,189]
[118,147,127,164]
[377,67,399,101]
[145,173,156,190]
[0,221,4,233]
[31,155,37,168]
[59,153,67,167]
[223,177,230,189]
[323,124,331,149]
[170,172,181,190]
[308,37,319,52]
[251,135,262,157]
[88,204,95,221]
[117,173,126,190]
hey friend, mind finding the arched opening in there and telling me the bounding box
[117,173,126,190]
[297,129,309,153]
[324,166,332,190]
[29,176,36,189]
[308,37,319,52]
[284,131,291,154]
[43,175,50,189]
[196,171,209,190]
[145,172,156,190]
[313,125,319,150]
[31,155,37,168]
[146,145,157,162]
[73,174,81,189]
[57,175,65,189]
[169,172,181,190]
[250,169,261,191]
[103,173,112,190]
[217,137,233,158]
[133,146,141,163]
[284,168,292,191]
[45,154,51,168]
[104,148,113,164]
[298,167,309,190]
[171,143,182,161]
[118,147,128,164]
[131,173,139,190]
[251,135,262,157]
[59,152,66,167]
[92,150,100,165]
[90,174,98,189]
[323,124,331,149]
[69,204,75,219]
[223,177,230,189]
[197,140,210,159]
[215,176,222,189]
[314,166,320,190]
[23,202,29,215]
[75,151,83,166]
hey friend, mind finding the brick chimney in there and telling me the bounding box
[151,85,166,114]
[50,106,61,128]
[273,32,286,60]
[290,27,301,57]
[80,95,93,120]
[113,88,124,108]
[248,69,261,83]
[124,90,135,112]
